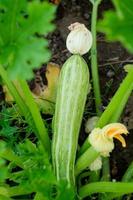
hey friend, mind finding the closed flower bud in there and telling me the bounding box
[89,156,102,171]
[85,116,99,133]
[66,22,93,55]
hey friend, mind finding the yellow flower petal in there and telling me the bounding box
[102,123,128,136]
[113,134,126,147]
[102,123,128,147]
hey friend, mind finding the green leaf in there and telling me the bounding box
[0,0,56,80]
[0,0,27,44]
[97,0,133,53]
[7,38,51,79]
[20,1,55,36]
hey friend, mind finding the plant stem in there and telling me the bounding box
[91,0,102,116]
[18,79,51,154]
[89,170,100,182]
[99,157,110,200]
[75,146,100,176]
[0,65,27,116]
[101,157,110,181]
[97,69,133,127]
[122,161,133,182]
[79,182,133,198]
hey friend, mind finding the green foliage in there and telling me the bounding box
[0,0,55,80]
[0,106,18,146]
[0,65,50,154]
[11,140,56,197]
[0,139,75,199]
[0,105,33,148]
[97,0,133,53]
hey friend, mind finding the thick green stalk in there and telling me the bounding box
[79,182,133,198]
[97,69,133,127]
[75,146,100,176]
[91,0,102,116]
[99,157,110,200]
[122,161,133,182]
[0,65,27,116]
[18,79,50,154]
[101,157,110,181]
[0,65,37,133]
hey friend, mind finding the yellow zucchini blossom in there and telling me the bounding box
[89,123,128,157]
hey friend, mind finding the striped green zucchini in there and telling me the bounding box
[52,54,90,186]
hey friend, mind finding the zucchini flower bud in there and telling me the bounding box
[89,156,102,171]
[89,123,128,157]
[66,22,93,55]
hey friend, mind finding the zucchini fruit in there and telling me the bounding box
[52,54,90,186]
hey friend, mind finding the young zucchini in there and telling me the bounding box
[52,54,90,186]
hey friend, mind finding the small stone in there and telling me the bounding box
[84,13,90,20]
[107,70,115,78]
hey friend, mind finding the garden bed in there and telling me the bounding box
[0,0,133,199]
